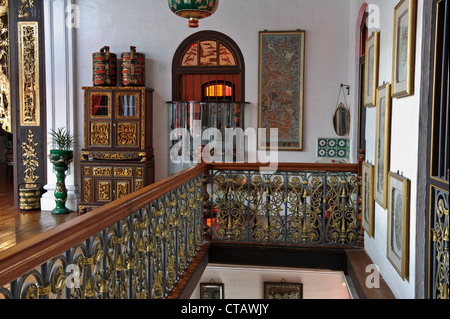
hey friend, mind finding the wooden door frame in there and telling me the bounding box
[416,0,450,299]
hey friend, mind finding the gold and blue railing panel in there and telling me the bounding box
[430,187,449,299]
[208,169,360,246]
[0,172,204,299]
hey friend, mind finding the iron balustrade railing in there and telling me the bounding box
[0,164,205,299]
[206,163,361,246]
[0,162,363,299]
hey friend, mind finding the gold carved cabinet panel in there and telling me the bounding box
[115,180,131,199]
[90,122,111,146]
[116,122,138,147]
[96,180,112,202]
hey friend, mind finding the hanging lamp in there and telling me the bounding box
[168,0,219,28]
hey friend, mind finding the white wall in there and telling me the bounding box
[190,264,353,299]
[349,0,423,299]
[73,0,355,183]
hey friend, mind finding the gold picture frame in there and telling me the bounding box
[362,161,375,238]
[200,282,224,299]
[392,0,417,98]
[387,172,410,280]
[374,83,391,209]
[364,30,379,107]
[264,281,303,299]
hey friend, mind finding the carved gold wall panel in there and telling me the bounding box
[90,122,110,146]
[18,21,40,126]
[21,129,39,186]
[116,122,137,147]
[18,0,35,18]
[0,0,11,133]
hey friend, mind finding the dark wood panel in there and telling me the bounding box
[9,0,47,208]
[207,242,350,272]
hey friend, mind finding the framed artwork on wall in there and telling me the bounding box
[362,161,375,238]
[258,30,305,151]
[387,171,410,280]
[200,282,224,299]
[264,281,303,299]
[364,30,379,107]
[374,83,392,209]
[392,0,417,98]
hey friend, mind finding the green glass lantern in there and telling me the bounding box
[168,0,219,28]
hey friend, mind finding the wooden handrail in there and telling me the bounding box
[210,162,359,172]
[0,163,208,287]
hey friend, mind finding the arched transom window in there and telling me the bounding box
[172,31,245,102]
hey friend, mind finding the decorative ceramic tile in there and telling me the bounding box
[317,138,349,159]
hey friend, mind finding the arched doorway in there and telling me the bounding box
[168,31,247,174]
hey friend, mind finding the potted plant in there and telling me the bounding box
[49,127,76,215]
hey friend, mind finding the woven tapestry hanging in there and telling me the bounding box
[258,30,305,151]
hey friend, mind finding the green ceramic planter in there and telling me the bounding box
[168,0,219,27]
[49,149,73,215]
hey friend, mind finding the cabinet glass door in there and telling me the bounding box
[90,93,111,117]
[116,92,139,118]
[115,91,140,149]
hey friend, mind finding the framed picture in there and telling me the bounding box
[392,0,417,98]
[364,31,379,107]
[374,83,391,209]
[387,172,410,280]
[258,30,305,151]
[264,281,303,299]
[362,162,375,238]
[200,282,224,299]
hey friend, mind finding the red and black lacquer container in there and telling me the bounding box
[92,46,117,86]
[121,46,145,86]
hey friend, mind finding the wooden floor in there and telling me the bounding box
[0,163,79,254]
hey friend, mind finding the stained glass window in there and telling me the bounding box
[181,40,236,67]
[182,43,198,66]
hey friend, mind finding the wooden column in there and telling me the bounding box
[9,0,47,208]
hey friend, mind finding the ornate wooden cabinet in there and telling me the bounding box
[80,87,154,212]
